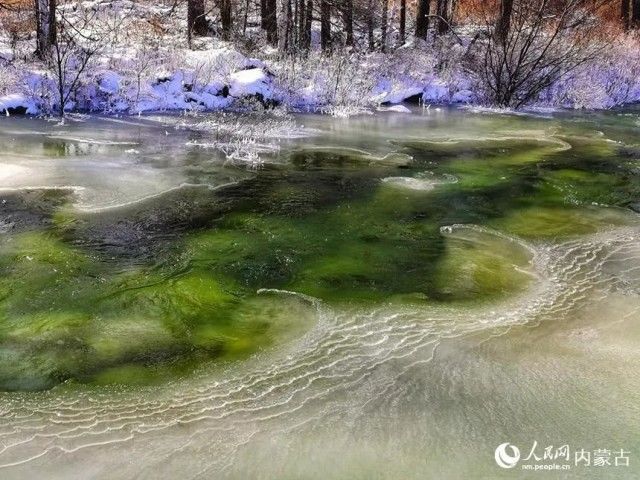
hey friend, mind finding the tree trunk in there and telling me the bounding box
[380,0,388,51]
[187,0,208,39]
[495,0,514,42]
[298,0,306,48]
[54,43,64,117]
[341,0,354,46]
[399,0,406,45]
[367,0,375,50]
[435,0,453,36]
[48,0,56,44]
[415,0,430,39]
[320,0,331,51]
[220,0,232,39]
[243,0,250,34]
[36,0,56,57]
[626,0,640,28]
[287,0,293,50]
[304,0,312,51]
[265,0,278,45]
[279,0,293,52]
[261,0,268,29]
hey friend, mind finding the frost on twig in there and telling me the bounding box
[187,137,276,166]
[183,111,314,166]
[320,105,373,118]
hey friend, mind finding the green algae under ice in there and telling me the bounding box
[1,108,640,479]
[0,111,639,391]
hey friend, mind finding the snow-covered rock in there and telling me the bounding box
[185,91,232,110]
[228,68,272,98]
[0,94,39,115]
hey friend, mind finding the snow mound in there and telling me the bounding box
[229,68,272,98]
[0,94,39,115]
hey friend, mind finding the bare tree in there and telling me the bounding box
[46,4,101,117]
[477,0,615,108]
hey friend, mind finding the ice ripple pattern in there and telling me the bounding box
[0,225,638,477]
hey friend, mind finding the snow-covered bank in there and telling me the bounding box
[0,41,476,116]
[1,0,640,117]
[2,38,640,117]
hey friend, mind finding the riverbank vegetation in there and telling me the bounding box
[0,0,639,115]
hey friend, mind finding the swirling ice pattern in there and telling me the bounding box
[0,225,638,478]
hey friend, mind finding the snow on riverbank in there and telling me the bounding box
[1,1,639,117]
[0,41,478,116]
[2,38,640,117]
[0,94,39,115]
